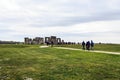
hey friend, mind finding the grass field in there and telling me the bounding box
[56,44,120,52]
[0,44,120,80]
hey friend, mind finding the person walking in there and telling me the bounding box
[86,41,90,50]
[90,40,94,50]
[51,41,54,47]
[82,41,85,50]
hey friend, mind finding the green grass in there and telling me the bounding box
[94,44,120,52]
[55,44,120,52]
[0,44,120,80]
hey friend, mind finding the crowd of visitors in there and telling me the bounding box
[82,40,94,50]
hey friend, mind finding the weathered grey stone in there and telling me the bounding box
[24,36,65,45]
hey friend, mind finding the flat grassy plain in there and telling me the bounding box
[56,44,120,52]
[0,44,120,80]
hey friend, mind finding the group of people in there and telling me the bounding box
[82,40,94,50]
[46,41,54,47]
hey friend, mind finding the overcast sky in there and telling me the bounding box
[0,0,120,43]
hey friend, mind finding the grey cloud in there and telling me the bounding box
[1,11,120,28]
[0,29,13,33]
[1,0,120,27]
[58,31,120,37]
[0,0,120,43]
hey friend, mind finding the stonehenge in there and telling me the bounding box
[24,37,44,44]
[24,36,76,45]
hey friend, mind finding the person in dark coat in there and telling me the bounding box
[51,41,54,47]
[90,40,94,50]
[46,41,49,46]
[86,41,90,50]
[82,41,85,50]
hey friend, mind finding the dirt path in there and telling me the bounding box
[55,47,120,55]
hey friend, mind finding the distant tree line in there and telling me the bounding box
[0,41,23,44]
